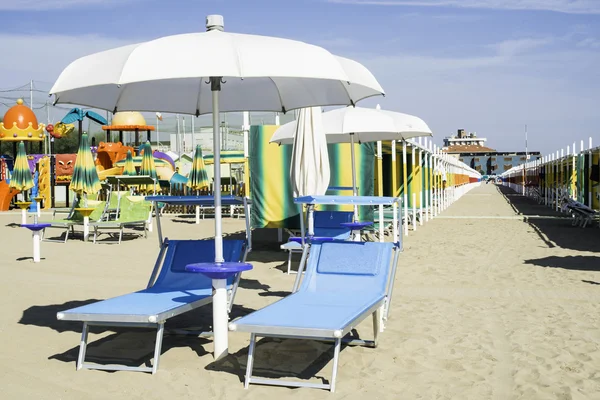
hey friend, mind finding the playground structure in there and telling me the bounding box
[97,112,184,185]
[0,99,46,211]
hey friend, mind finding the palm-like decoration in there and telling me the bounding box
[61,108,108,147]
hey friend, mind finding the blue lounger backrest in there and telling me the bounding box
[152,239,245,290]
[300,241,393,294]
[313,211,353,239]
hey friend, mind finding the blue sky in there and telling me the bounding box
[0,0,598,153]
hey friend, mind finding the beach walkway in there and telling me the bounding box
[0,183,599,399]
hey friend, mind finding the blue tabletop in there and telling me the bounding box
[185,262,253,279]
[340,221,374,229]
[289,236,336,244]
[21,223,51,231]
[294,195,400,206]
[145,195,250,206]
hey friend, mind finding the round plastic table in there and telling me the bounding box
[185,261,253,360]
[340,221,373,241]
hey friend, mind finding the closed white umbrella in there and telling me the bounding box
[290,107,330,237]
[271,106,433,217]
[49,14,384,361]
[290,107,330,198]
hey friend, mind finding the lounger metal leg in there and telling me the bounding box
[292,245,309,293]
[330,338,342,393]
[244,333,256,389]
[374,307,382,339]
[93,226,98,244]
[152,323,165,374]
[228,272,241,313]
[384,247,401,323]
[118,227,123,244]
[77,322,89,370]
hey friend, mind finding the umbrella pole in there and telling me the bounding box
[350,133,359,224]
[210,76,227,362]
[211,79,224,263]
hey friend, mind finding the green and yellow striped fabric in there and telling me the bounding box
[139,141,157,193]
[204,151,245,165]
[187,145,210,191]
[249,125,374,229]
[122,150,136,176]
[9,141,34,192]
[70,133,101,196]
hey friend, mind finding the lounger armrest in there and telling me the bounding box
[53,208,72,219]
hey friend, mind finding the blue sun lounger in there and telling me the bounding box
[56,239,247,374]
[281,211,353,274]
[229,241,400,392]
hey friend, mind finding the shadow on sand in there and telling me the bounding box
[496,185,600,252]
[19,299,256,371]
[524,255,600,272]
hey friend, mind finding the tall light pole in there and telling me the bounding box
[522,124,528,195]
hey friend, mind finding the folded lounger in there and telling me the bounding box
[42,199,105,243]
[561,197,598,228]
[57,239,247,373]
[230,241,399,392]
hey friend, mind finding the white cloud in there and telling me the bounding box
[576,37,600,49]
[488,38,553,57]
[327,0,600,15]
[0,0,140,10]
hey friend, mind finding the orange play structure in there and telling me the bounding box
[95,141,134,169]
[0,180,19,211]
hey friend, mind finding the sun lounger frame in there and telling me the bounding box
[230,241,397,392]
[57,238,249,374]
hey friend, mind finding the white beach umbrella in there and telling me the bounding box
[49,14,384,361]
[271,106,432,217]
[290,107,330,236]
[290,107,330,198]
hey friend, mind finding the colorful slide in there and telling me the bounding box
[0,180,19,211]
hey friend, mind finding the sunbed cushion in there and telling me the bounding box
[232,241,393,336]
[316,241,382,276]
[60,288,213,322]
[232,291,384,334]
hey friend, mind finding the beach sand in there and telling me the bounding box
[1,183,599,399]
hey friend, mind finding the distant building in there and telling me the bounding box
[443,129,496,153]
[442,129,541,176]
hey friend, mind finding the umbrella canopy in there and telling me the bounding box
[49,15,383,262]
[187,145,210,191]
[290,107,330,198]
[270,106,433,145]
[49,20,383,114]
[70,133,102,198]
[122,150,136,176]
[9,141,34,192]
